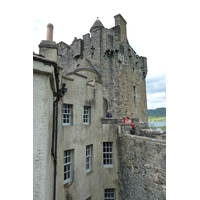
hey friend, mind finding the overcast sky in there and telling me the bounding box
[32,0,198,110]
[32,0,169,109]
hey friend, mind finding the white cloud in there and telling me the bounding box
[147,92,166,109]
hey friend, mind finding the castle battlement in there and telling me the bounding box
[57,14,148,122]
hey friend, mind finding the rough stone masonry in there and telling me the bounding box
[57,14,148,122]
[117,126,166,200]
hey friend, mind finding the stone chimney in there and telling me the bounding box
[39,23,58,62]
[114,14,127,43]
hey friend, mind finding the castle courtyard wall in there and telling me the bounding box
[117,126,166,200]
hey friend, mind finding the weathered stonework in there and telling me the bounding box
[58,14,148,123]
[117,128,166,200]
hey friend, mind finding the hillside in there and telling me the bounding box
[147,107,166,117]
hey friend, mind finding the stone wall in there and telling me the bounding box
[117,127,166,200]
[57,14,148,123]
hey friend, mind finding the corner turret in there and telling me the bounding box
[90,18,104,33]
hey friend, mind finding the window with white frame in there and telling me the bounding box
[86,145,92,173]
[103,142,113,166]
[64,150,72,184]
[63,104,72,125]
[105,188,115,200]
[83,106,90,124]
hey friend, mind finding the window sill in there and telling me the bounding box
[103,165,113,168]
[63,179,73,188]
[63,124,72,126]
[63,179,71,184]
[86,170,93,176]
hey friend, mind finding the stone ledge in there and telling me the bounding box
[119,134,166,145]
[39,40,58,49]
[101,118,121,124]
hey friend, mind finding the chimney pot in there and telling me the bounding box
[46,23,54,41]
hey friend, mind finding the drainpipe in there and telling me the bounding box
[51,101,56,159]
[53,98,58,200]
[52,83,67,200]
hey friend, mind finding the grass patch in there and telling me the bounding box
[148,116,166,122]
[161,125,166,131]
[148,124,157,130]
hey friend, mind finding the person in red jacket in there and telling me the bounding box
[122,117,135,134]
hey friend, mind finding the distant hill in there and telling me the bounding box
[147,107,166,117]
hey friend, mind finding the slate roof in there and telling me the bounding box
[90,19,104,32]
[74,59,99,74]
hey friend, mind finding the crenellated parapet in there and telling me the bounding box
[140,56,148,78]
[71,38,83,58]
[57,14,148,122]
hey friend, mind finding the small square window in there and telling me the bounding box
[105,188,115,200]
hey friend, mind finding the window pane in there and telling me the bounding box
[64,173,66,180]
[67,165,70,171]
[86,163,89,169]
[67,171,70,179]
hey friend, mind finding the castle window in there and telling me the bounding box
[133,86,136,96]
[83,106,90,125]
[64,149,73,184]
[86,145,92,173]
[105,188,115,200]
[133,86,137,106]
[63,104,72,126]
[103,142,113,167]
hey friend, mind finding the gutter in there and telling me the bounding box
[50,63,67,200]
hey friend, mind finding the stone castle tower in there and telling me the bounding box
[57,14,148,122]
[34,14,166,200]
